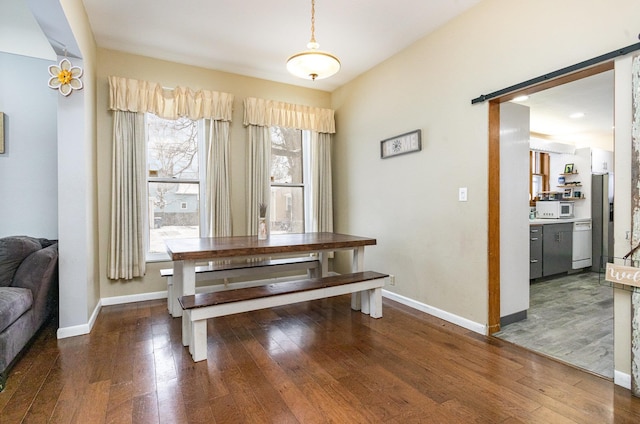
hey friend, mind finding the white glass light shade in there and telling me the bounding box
[286,49,341,81]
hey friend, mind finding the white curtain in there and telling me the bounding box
[243,97,335,234]
[246,125,271,235]
[107,111,146,280]
[206,119,232,237]
[309,132,334,232]
[108,77,234,279]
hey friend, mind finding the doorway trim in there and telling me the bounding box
[487,61,614,334]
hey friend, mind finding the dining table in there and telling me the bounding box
[164,232,378,312]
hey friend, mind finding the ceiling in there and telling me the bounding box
[81,0,481,92]
[6,0,614,144]
[515,70,614,147]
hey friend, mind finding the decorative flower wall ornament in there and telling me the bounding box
[48,58,83,96]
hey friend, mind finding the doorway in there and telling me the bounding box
[487,62,616,377]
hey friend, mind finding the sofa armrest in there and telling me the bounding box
[11,243,58,327]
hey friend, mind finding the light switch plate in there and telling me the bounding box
[459,187,468,202]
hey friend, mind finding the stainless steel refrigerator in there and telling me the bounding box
[591,173,614,271]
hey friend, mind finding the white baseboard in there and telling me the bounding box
[615,370,632,389]
[56,299,102,339]
[382,289,486,335]
[100,290,167,306]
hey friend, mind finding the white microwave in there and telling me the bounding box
[536,201,574,219]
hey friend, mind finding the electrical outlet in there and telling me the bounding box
[389,275,396,286]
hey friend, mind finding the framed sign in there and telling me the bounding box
[381,129,421,159]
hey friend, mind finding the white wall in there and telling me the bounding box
[0,52,58,239]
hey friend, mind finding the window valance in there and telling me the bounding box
[243,97,335,134]
[108,76,234,121]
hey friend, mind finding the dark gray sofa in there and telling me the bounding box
[0,236,58,392]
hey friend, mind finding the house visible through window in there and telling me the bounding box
[146,113,205,259]
[270,127,309,234]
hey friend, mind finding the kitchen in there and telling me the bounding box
[529,146,614,279]
[495,69,615,378]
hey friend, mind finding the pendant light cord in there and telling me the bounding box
[309,0,316,44]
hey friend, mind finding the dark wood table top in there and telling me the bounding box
[165,232,377,261]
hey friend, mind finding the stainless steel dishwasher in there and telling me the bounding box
[572,220,592,269]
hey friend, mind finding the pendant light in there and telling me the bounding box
[286,0,340,81]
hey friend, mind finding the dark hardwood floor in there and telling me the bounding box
[1,295,640,423]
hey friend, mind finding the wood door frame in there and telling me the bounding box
[487,62,614,334]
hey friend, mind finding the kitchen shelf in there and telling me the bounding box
[557,184,582,188]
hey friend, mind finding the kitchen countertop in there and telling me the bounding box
[529,217,592,225]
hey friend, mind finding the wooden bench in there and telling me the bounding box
[178,271,388,362]
[162,256,320,317]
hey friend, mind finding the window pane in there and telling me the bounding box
[270,127,302,184]
[148,182,199,254]
[147,114,199,179]
[270,186,304,234]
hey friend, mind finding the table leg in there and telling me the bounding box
[319,252,330,276]
[351,247,365,311]
[173,261,183,317]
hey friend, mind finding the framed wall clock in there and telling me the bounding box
[380,129,421,159]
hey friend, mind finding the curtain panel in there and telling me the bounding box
[246,125,272,235]
[206,119,232,237]
[107,111,146,280]
[243,97,335,134]
[108,76,234,121]
[310,132,334,233]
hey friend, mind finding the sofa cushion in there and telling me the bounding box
[0,287,33,333]
[0,237,42,287]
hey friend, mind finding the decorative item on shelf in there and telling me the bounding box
[286,0,340,81]
[47,57,83,96]
[558,176,565,185]
[564,163,574,174]
[258,203,268,240]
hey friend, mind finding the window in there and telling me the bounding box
[530,151,550,205]
[146,113,206,260]
[269,127,310,234]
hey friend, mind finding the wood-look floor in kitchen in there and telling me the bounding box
[1,294,639,423]
[495,271,613,379]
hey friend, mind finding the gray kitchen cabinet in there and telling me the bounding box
[542,222,573,277]
[530,225,543,279]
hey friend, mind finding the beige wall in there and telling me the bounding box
[331,0,639,375]
[96,49,331,298]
